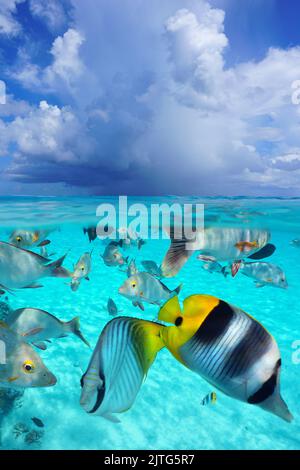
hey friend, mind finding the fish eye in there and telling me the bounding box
[131,282,136,288]
[16,236,22,243]
[23,360,35,374]
[81,266,85,271]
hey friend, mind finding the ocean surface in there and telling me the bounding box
[0,196,299,450]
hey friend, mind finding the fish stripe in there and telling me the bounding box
[247,359,281,404]
[194,300,234,344]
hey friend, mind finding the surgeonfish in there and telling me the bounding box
[161,227,272,277]
[158,295,293,422]
[80,317,164,422]
[101,242,128,267]
[141,260,162,278]
[197,255,228,278]
[118,272,182,309]
[71,252,92,291]
[0,321,57,388]
[234,261,288,289]
[107,298,119,317]
[201,391,217,406]
[5,308,90,349]
[0,241,70,292]
[9,229,52,249]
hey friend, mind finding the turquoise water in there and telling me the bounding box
[0,196,300,450]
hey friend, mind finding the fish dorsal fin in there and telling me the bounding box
[183,294,219,320]
[158,296,181,324]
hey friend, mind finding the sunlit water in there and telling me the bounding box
[0,196,300,450]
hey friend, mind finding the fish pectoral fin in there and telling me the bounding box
[102,413,121,423]
[23,327,44,337]
[32,341,47,351]
[38,240,51,247]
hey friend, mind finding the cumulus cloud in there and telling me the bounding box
[2,0,300,195]
[29,0,70,32]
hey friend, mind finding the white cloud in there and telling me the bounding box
[0,0,25,36]
[11,28,85,93]
[29,0,69,31]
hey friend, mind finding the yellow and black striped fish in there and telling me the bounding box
[201,391,217,406]
[158,295,293,423]
[80,317,164,422]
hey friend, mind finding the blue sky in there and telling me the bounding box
[1,0,300,196]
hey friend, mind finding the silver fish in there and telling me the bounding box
[5,308,90,349]
[0,241,70,292]
[197,256,228,277]
[0,322,57,389]
[118,272,182,308]
[71,252,92,292]
[101,242,128,267]
[161,227,271,277]
[238,261,288,289]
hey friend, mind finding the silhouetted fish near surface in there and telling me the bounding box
[31,417,44,428]
[83,226,97,243]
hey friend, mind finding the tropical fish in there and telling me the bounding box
[236,261,288,289]
[197,255,228,277]
[80,317,164,422]
[141,260,162,278]
[161,227,272,277]
[158,295,293,422]
[118,272,182,309]
[31,417,44,428]
[0,322,57,389]
[201,391,217,406]
[101,242,128,267]
[83,226,97,243]
[107,298,119,317]
[5,308,90,349]
[71,252,92,292]
[9,229,52,249]
[0,241,70,292]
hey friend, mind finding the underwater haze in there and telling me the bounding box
[0,196,300,450]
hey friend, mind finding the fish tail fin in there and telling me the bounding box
[231,260,242,277]
[47,254,71,278]
[221,266,228,278]
[173,284,183,296]
[260,393,293,423]
[161,226,194,278]
[67,317,91,348]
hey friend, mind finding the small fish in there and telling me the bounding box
[83,226,97,243]
[31,417,44,428]
[9,229,52,249]
[201,392,217,406]
[141,260,162,278]
[235,240,259,253]
[237,261,288,289]
[80,317,164,421]
[107,298,119,317]
[0,323,56,389]
[290,239,300,248]
[6,308,90,349]
[101,242,128,267]
[118,272,182,309]
[197,256,228,277]
[71,252,92,292]
[0,241,71,292]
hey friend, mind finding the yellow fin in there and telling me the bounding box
[158,296,181,324]
[131,319,165,374]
